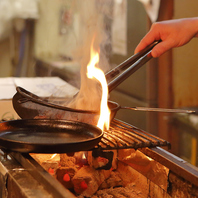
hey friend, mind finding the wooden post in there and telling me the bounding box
[147,0,174,141]
[157,0,174,141]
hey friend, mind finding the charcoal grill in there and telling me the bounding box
[0,119,197,198]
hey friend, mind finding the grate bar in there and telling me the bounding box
[94,119,170,150]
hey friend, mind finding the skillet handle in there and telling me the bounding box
[120,106,195,114]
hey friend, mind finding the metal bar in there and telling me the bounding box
[10,152,76,198]
[0,149,62,198]
[140,147,198,187]
[110,127,152,146]
[94,119,170,150]
[122,106,195,113]
[111,119,169,146]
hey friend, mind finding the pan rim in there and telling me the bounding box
[16,86,100,114]
[0,119,103,153]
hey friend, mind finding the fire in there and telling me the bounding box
[50,153,57,160]
[87,43,110,131]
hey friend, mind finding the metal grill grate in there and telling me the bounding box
[95,119,170,150]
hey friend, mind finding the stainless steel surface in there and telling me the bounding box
[0,149,56,198]
[0,149,75,198]
[10,151,76,198]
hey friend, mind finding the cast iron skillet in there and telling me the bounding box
[0,119,103,153]
[13,87,194,125]
[12,87,117,125]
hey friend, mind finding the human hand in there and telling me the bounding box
[135,18,198,57]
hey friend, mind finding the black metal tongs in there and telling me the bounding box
[105,40,195,114]
[106,40,160,92]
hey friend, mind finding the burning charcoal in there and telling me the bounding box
[74,151,89,167]
[60,153,76,167]
[63,173,70,181]
[48,167,55,176]
[30,154,60,174]
[67,152,75,156]
[30,153,60,164]
[118,149,169,190]
[90,193,112,198]
[72,165,111,197]
[93,183,142,198]
[41,161,59,173]
[93,156,109,169]
[88,150,117,170]
[56,166,77,189]
[99,171,123,190]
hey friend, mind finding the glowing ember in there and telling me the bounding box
[87,42,110,131]
[80,180,88,190]
[48,167,55,175]
[63,173,70,182]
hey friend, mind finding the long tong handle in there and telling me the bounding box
[122,106,195,114]
[106,40,161,92]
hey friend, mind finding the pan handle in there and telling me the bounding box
[120,106,195,114]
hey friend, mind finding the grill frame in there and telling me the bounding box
[95,119,170,150]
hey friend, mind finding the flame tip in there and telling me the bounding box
[87,41,110,131]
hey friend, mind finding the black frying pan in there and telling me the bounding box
[0,119,103,153]
[13,87,194,126]
[13,87,101,126]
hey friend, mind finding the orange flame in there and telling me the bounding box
[87,44,110,131]
[50,154,57,160]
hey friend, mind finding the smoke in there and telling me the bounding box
[64,0,112,112]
